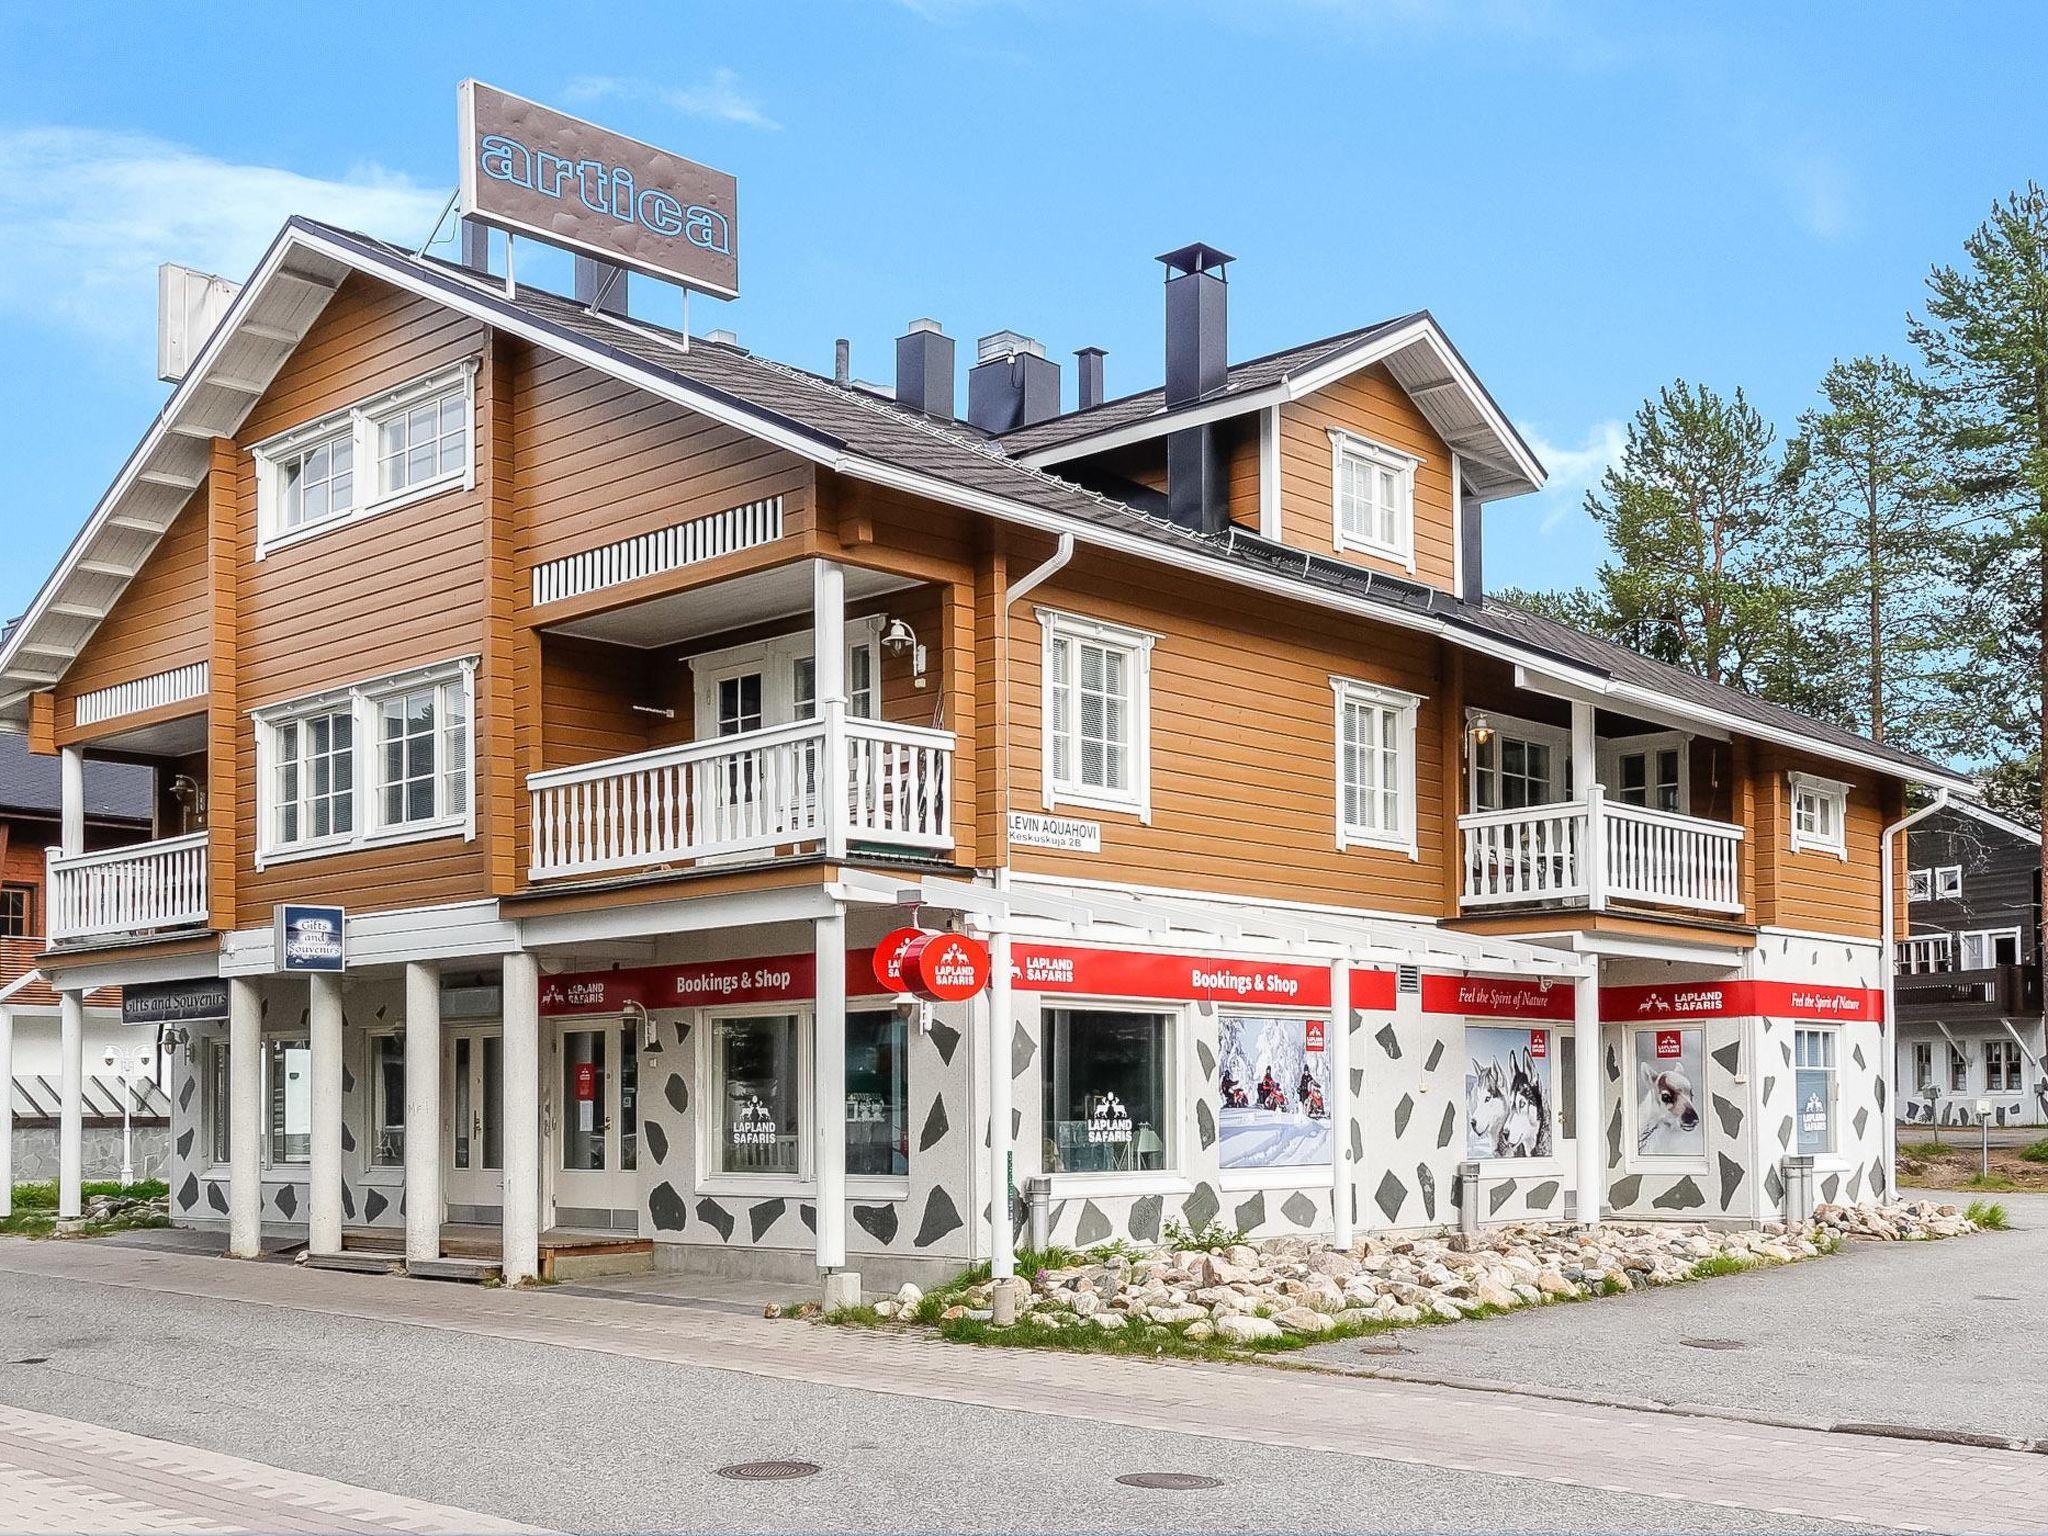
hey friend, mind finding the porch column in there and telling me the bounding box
[987,923,1015,1281]
[500,951,541,1285]
[307,972,344,1256]
[813,560,848,861]
[58,990,83,1218]
[403,961,442,1264]
[814,904,851,1295]
[1569,700,1596,799]
[227,977,263,1256]
[1573,967,1603,1228]
[1329,957,1354,1248]
[59,745,84,856]
[0,1005,12,1219]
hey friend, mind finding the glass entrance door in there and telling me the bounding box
[552,1021,640,1224]
[445,1028,503,1213]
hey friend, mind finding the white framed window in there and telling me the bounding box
[253,360,478,556]
[1603,732,1690,815]
[1043,1006,1179,1187]
[1949,1044,1969,1093]
[1960,927,2022,970]
[1468,711,1569,812]
[203,1035,232,1168]
[254,657,478,865]
[1907,868,1933,902]
[369,1033,406,1167]
[1933,865,1963,900]
[688,616,884,738]
[1987,1038,2024,1093]
[1328,428,1417,569]
[1788,771,1849,858]
[1038,609,1154,822]
[1794,1027,1838,1156]
[1334,677,1420,857]
[1910,1040,1934,1095]
[266,1037,312,1166]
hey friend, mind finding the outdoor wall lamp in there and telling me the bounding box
[1467,714,1494,748]
[880,615,929,687]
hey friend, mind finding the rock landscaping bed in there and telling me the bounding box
[816,1200,1997,1358]
[2,1180,171,1239]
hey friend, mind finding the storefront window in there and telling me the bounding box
[714,1014,801,1177]
[266,1038,312,1165]
[371,1034,405,1166]
[1465,1026,1553,1160]
[206,1037,231,1166]
[620,1033,638,1171]
[1044,1010,1170,1175]
[1631,1027,1705,1158]
[562,1029,608,1171]
[1217,1014,1331,1170]
[847,1008,907,1178]
[1795,1028,1837,1155]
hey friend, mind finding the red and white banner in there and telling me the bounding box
[1420,973,1575,1021]
[1010,943,1334,1007]
[1599,980,1882,1023]
[539,950,886,1017]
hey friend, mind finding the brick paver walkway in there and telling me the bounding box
[2,1241,2042,1534]
[0,1403,547,1535]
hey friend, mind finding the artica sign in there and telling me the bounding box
[458,80,740,299]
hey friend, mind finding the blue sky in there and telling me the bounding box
[2,1,2045,619]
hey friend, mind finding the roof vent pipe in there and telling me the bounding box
[835,338,851,388]
[458,216,491,275]
[895,319,956,422]
[574,254,628,317]
[967,331,1060,433]
[1158,242,1232,407]
[1075,347,1107,411]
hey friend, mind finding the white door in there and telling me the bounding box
[1600,733,1689,814]
[552,1021,641,1224]
[445,1027,503,1212]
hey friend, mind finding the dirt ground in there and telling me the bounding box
[1896,1129,2048,1191]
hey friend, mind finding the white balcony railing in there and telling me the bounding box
[47,831,211,943]
[1460,788,1745,917]
[528,716,953,881]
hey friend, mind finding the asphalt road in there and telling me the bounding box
[0,1259,1850,1535]
[1305,1188,2048,1442]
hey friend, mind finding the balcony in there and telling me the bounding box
[1458,789,1745,918]
[528,717,953,881]
[46,832,211,944]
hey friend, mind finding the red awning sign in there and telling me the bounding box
[902,932,992,1003]
[872,928,923,995]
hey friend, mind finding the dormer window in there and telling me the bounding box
[1788,770,1849,859]
[1328,429,1417,569]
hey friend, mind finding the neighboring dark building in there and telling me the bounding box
[1894,798,2045,1127]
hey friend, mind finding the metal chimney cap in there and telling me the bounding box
[977,329,1045,364]
[1157,242,1234,279]
[706,328,740,346]
[906,317,946,335]
[1075,345,1108,359]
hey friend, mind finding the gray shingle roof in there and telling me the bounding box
[0,731,152,821]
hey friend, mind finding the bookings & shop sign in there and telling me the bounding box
[540,951,884,1017]
[1599,980,1883,1023]
[459,80,739,298]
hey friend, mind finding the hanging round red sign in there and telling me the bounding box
[901,932,992,1003]
[872,927,925,994]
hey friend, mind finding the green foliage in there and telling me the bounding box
[1960,1171,2017,1192]
[1976,754,2042,829]
[10,1179,167,1210]
[1685,1253,1754,1280]
[1964,1199,2012,1230]
[2019,1139,2048,1164]
[1161,1217,1247,1252]
[1898,1141,1954,1161]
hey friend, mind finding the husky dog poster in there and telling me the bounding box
[1218,1014,1333,1168]
[1633,1028,1705,1157]
[1466,1026,1552,1159]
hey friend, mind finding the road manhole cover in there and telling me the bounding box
[1679,1338,1746,1351]
[1356,1340,1415,1356]
[1116,1472,1225,1491]
[716,1461,821,1482]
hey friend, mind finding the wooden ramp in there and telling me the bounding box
[318,1224,653,1283]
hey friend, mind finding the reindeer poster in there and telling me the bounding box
[1466,1026,1553,1160]
[1633,1028,1705,1157]
[1218,1014,1333,1168]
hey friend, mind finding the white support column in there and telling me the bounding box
[307,973,344,1256]
[1569,699,1597,800]
[0,1005,11,1219]
[813,559,848,862]
[59,745,85,856]
[1574,966,1603,1228]
[500,951,541,1285]
[988,922,1015,1280]
[58,992,84,1218]
[227,978,263,1256]
[403,961,442,1264]
[1329,957,1354,1249]
[813,904,850,1287]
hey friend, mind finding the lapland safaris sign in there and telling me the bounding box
[458,80,740,298]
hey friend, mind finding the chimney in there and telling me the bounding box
[457,215,491,275]
[967,332,1061,433]
[1157,243,1234,533]
[834,338,851,388]
[895,319,956,422]
[574,254,628,317]
[1457,471,1483,601]
[1075,347,1107,411]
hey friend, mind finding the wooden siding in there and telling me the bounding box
[1749,744,1891,938]
[1279,364,1458,590]
[54,496,210,739]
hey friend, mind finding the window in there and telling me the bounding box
[1987,1039,2024,1094]
[1044,1009,1172,1176]
[205,1036,231,1167]
[256,660,476,863]
[1608,735,1688,814]
[1217,1014,1332,1172]
[1789,771,1849,858]
[1950,1045,1970,1093]
[253,362,476,555]
[1960,928,2021,970]
[1040,611,1153,819]
[0,884,31,938]
[689,618,884,739]
[711,1014,802,1178]
[1907,869,1933,902]
[1329,429,1417,567]
[1466,1026,1555,1160]
[1911,1040,1934,1095]
[846,1008,907,1179]
[794,645,877,722]
[1631,1028,1706,1159]
[266,1038,312,1165]
[1934,865,1963,900]
[1794,1028,1837,1155]
[1335,679,1419,855]
[370,1034,405,1166]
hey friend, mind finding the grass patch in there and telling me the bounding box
[1964,1200,2012,1231]
[1160,1217,1248,1253]
[4,1180,171,1240]
[1898,1141,1952,1161]
[1685,1253,1755,1280]
[10,1179,167,1211]
[1959,1171,2018,1192]
[2020,1140,2048,1165]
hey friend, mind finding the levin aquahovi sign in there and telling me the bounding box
[458,79,739,299]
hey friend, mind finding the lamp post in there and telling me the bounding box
[101,1043,155,1187]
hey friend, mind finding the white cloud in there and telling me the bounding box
[1517,418,1626,535]
[0,126,443,351]
[563,69,780,131]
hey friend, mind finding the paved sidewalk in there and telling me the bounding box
[0,1241,2042,1533]
[0,1403,546,1535]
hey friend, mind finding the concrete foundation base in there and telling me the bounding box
[821,1270,863,1310]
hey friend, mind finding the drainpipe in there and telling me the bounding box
[1882,788,1951,1202]
[985,532,1074,1281]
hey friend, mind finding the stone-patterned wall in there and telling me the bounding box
[11,1125,170,1182]
[1897,1022,2048,1129]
